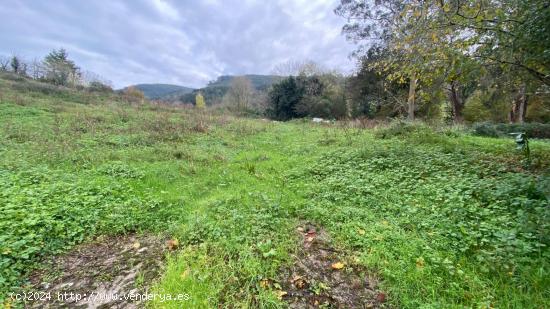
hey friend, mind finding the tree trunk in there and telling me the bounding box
[510,83,528,123]
[517,84,527,123]
[407,74,417,121]
[448,80,464,124]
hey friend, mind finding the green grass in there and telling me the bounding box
[1,75,549,308]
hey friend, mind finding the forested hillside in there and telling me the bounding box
[168,75,282,105]
[125,84,193,99]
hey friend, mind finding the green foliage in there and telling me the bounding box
[267,76,303,120]
[195,92,206,109]
[2,74,550,307]
[268,75,348,120]
[10,79,63,96]
[122,86,145,103]
[97,162,145,179]
[87,81,113,93]
[10,56,20,74]
[129,84,193,99]
[473,122,550,139]
[374,120,434,139]
[337,0,550,124]
[293,141,550,307]
[0,167,166,296]
[176,75,281,105]
[42,48,80,86]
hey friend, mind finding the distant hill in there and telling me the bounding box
[126,84,194,99]
[206,75,283,91]
[173,75,283,105]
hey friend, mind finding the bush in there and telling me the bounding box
[0,72,26,82]
[473,122,550,139]
[267,76,303,120]
[87,81,113,93]
[10,80,63,96]
[122,86,146,103]
[374,120,434,139]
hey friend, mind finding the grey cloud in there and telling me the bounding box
[0,0,355,88]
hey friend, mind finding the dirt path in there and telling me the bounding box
[26,234,167,308]
[280,223,388,308]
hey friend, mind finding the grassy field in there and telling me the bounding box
[1,75,549,308]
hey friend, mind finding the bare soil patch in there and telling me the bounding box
[280,223,388,308]
[26,234,167,308]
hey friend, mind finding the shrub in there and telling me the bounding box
[267,76,303,120]
[374,120,434,139]
[10,80,63,96]
[97,162,144,179]
[122,86,145,103]
[472,122,550,139]
[87,81,113,93]
[0,72,25,82]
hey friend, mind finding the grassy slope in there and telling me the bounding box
[128,84,194,99]
[0,76,549,308]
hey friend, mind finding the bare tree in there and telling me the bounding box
[0,56,9,71]
[271,60,327,77]
[28,58,45,80]
[223,76,254,112]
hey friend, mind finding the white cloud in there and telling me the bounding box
[0,0,356,88]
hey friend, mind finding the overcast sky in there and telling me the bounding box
[0,0,357,88]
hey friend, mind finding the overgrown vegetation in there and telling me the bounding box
[294,142,549,307]
[473,122,550,139]
[1,71,549,308]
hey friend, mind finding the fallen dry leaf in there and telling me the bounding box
[376,292,386,302]
[331,262,345,270]
[132,242,140,249]
[292,275,307,289]
[276,290,288,300]
[166,239,179,251]
[180,269,190,279]
[416,257,425,268]
[259,279,270,289]
[305,230,316,237]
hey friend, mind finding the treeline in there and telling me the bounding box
[0,49,113,92]
[260,1,549,123]
[334,0,550,124]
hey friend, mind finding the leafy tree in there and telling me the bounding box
[43,48,80,86]
[336,0,425,120]
[336,0,550,123]
[195,92,206,109]
[348,58,408,118]
[10,56,20,74]
[267,76,304,120]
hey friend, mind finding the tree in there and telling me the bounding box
[267,76,303,120]
[28,58,45,79]
[223,76,254,112]
[43,48,80,86]
[336,0,426,120]
[349,49,411,119]
[10,56,20,74]
[336,0,550,123]
[123,86,145,103]
[0,56,9,71]
[195,92,206,109]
